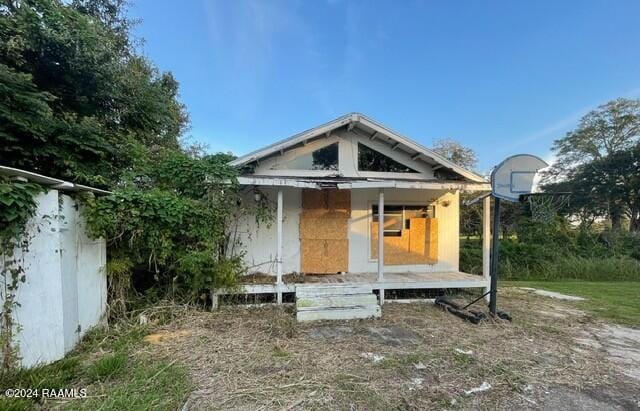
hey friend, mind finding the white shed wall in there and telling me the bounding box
[1,190,107,368]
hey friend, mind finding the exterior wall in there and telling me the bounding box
[236,187,301,274]
[75,201,107,337]
[1,190,107,368]
[349,189,459,273]
[238,187,459,275]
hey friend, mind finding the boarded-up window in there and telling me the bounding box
[371,204,438,265]
[372,205,435,236]
[271,143,339,171]
[358,143,417,173]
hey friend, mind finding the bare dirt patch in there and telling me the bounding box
[146,289,640,410]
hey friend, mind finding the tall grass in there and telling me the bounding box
[500,255,640,281]
[460,228,640,282]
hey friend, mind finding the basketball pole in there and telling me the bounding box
[489,196,501,316]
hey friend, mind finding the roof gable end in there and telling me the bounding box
[230,113,485,183]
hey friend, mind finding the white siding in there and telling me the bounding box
[235,187,301,274]
[348,189,459,273]
[237,188,460,276]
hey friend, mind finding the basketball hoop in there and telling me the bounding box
[520,192,570,223]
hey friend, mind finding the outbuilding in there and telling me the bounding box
[0,166,108,367]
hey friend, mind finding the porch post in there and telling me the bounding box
[378,188,385,305]
[482,195,491,302]
[276,188,283,304]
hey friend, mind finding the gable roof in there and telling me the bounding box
[229,113,486,183]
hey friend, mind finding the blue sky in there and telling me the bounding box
[129,0,640,172]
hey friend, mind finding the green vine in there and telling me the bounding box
[0,176,43,370]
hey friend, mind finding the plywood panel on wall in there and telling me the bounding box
[300,189,350,274]
[300,239,349,274]
[371,218,438,265]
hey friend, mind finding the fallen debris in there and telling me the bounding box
[408,377,424,391]
[455,348,473,355]
[414,362,427,370]
[360,352,385,364]
[519,288,586,301]
[464,381,492,395]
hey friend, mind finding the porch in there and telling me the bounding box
[212,271,489,308]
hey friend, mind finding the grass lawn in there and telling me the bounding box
[0,313,192,411]
[504,281,640,327]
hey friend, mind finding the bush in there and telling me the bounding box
[460,226,640,281]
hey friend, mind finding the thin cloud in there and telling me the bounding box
[506,86,640,152]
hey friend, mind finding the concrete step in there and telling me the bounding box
[296,305,381,322]
[296,294,378,310]
[295,284,372,297]
[295,283,380,322]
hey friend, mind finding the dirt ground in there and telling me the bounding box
[145,288,640,410]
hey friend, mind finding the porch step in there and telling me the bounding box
[295,284,381,322]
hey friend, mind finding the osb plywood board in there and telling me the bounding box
[425,218,438,261]
[300,189,351,273]
[301,189,350,218]
[371,218,438,265]
[299,217,348,240]
[300,239,349,274]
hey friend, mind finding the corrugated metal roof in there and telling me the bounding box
[0,166,111,195]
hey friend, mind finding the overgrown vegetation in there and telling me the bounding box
[461,219,640,281]
[0,177,42,369]
[0,304,192,410]
[82,149,271,310]
[0,0,262,315]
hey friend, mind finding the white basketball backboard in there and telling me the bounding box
[491,154,548,202]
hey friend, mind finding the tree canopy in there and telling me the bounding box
[0,0,187,187]
[545,98,640,230]
[432,138,478,171]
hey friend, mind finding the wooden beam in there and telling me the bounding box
[391,142,400,151]
[378,189,385,305]
[432,165,443,171]
[276,189,284,304]
[325,131,331,138]
[482,195,491,301]
[369,131,378,141]
[411,153,421,161]
[347,122,355,132]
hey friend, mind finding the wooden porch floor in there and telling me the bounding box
[302,271,482,285]
[228,271,488,296]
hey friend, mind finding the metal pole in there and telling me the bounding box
[378,189,385,305]
[489,197,501,315]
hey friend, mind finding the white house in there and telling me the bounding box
[218,113,493,317]
[0,166,108,367]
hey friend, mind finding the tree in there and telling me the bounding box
[0,0,248,306]
[546,98,640,229]
[556,144,640,231]
[432,138,478,170]
[0,0,187,187]
[551,99,640,169]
